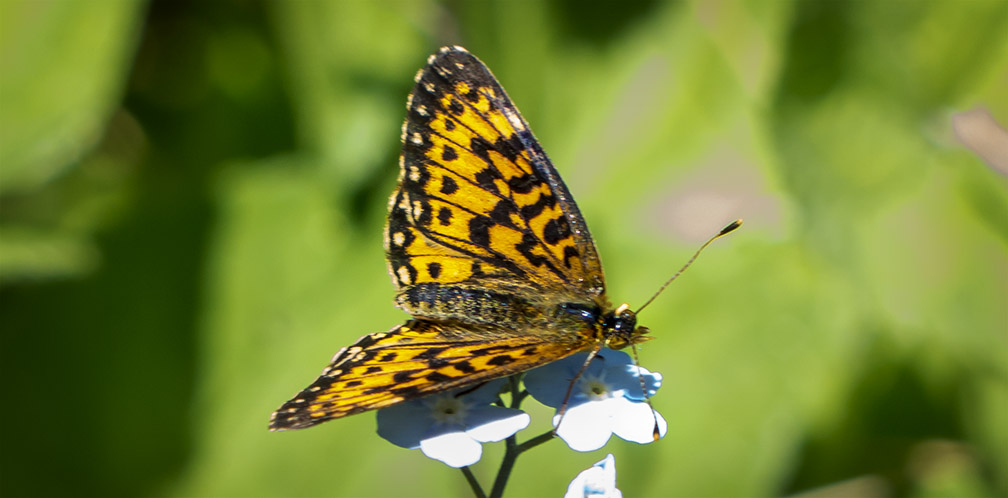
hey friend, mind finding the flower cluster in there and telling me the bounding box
[376,379,529,468]
[524,349,667,452]
[375,348,665,465]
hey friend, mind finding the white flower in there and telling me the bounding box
[524,348,667,452]
[565,453,622,498]
[376,379,530,467]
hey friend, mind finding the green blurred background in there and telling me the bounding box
[1,0,1005,496]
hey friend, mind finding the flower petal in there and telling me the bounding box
[465,406,530,443]
[565,454,622,498]
[526,349,643,407]
[611,400,667,444]
[462,378,510,404]
[617,365,662,401]
[554,399,619,452]
[419,431,482,468]
[603,364,646,396]
[524,360,575,407]
[375,401,432,449]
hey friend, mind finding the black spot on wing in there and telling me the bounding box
[426,371,452,382]
[453,360,476,374]
[519,190,557,220]
[487,355,517,366]
[415,198,433,226]
[562,245,580,268]
[494,133,525,162]
[488,200,516,226]
[469,136,494,164]
[437,206,453,226]
[415,346,449,360]
[515,233,549,267]
[507,173,539,194]
[468,215,493,247]
[542,217,570,245]
[461,85,481,103]
[440,175,458,194]
[390,385,422,397]
[427,262,442,279]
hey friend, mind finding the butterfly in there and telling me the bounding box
[269,46,654,431]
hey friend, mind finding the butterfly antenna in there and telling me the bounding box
[636,219,742,314]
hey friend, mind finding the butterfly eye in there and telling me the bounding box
[604,307,637,337]
[617,310,637,333]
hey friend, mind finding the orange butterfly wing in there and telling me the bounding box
[270,320,592,430]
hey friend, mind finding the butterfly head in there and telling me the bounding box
[556,302,650,349]
[602,303,650,349]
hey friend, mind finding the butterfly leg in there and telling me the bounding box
[552,342,605,435]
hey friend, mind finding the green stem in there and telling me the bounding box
[466,375,556,498]
[514,389,530,405]
[514,429,556,454]
[508,375,522,403]
[460,466,486,498]
[489,434,518,498]
[488,430,556,498]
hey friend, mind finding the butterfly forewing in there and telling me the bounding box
[388,47,606,304]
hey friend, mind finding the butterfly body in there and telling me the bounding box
[270,46,649,432]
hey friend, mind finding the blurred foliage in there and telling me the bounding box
[1,0,1006,497]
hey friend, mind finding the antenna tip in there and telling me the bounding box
[719,219,743,236]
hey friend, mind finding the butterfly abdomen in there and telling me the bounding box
[396,282,539,326]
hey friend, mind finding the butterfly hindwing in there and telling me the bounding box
[269,320,588,430]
